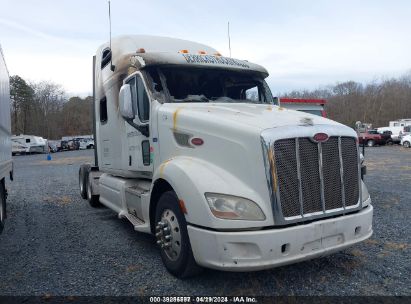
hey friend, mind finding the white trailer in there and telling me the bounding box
[0,45,12,233]
[79,35,373,278]
[377,119,411,143]
[11,135,47,153]
[388,119,411,127]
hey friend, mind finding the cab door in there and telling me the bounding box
[124,73,152,175]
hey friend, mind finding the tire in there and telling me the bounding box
[79,164,90,199]
[0,179,6,234]
[155,191,202,278]
[404,141,410,148]
[387,140,393,146]
[86,171,101,208]
[367,140,375,147]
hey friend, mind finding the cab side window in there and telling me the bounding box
[127,74,150,122]
[101,48,111,69]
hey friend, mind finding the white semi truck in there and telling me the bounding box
[79,35,373,278]
[0,45,12,233]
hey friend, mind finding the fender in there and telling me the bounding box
[152,156,273,230]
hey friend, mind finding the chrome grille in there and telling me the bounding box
[273,139,300,217]
[341,137,360,207]
[272,136,360,220]
[298,138,322,214]
[322,137,343,210]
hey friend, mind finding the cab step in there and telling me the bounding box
[118,210,146,231]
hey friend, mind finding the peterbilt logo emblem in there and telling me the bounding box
[312,133,329,143]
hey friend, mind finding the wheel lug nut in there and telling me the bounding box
[165,235,172,241]
[155,232,162,237]
[156,240,162,245]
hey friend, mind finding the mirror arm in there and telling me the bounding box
[126,120,150,137]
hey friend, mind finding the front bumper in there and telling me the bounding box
[188,204,373,271]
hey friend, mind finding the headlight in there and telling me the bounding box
[205,193,266,221]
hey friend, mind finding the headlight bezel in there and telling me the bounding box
[204,193,266,221]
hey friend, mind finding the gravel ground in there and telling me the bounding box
[0,147,410,296]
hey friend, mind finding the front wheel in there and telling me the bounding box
[86,173,101,208]
[404,141,410,148]
[367,140,375,147]
[155,191,202,278]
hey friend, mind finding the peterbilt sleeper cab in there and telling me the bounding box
[79,35,373,278]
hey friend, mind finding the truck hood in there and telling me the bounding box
[161,102,345,133]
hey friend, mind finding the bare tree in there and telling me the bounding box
[280,72,411,128]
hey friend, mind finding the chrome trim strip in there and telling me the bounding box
[271,143,284,220]
[318,142,326,212]
[260,137,284,224]
[338,137,346,210]
[295,138,304,216]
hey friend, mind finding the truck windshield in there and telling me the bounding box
[147,67,275,105]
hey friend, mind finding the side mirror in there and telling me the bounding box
[119,84,134,119]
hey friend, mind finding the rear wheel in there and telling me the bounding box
[404,141,410,148]
[367,140,375,147]
[155,191,202,278]
[79,164,90,199]
[86,172,101,208]
[0,179,6,234]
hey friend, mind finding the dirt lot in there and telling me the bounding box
[0,147,410,296]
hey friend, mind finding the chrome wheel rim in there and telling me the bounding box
[155,209,182,261]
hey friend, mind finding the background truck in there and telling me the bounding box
[79,35,373,278]
[0,45,12,233]
[277,97,327,117]
[358,129,390,147]
[377,119,411,144]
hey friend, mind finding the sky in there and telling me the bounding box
[0,0,410,96]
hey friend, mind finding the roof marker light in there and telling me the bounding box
[214,52,222,56]
[198,50,206,55]
[136,48,146,53]
[179,49,189,54]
